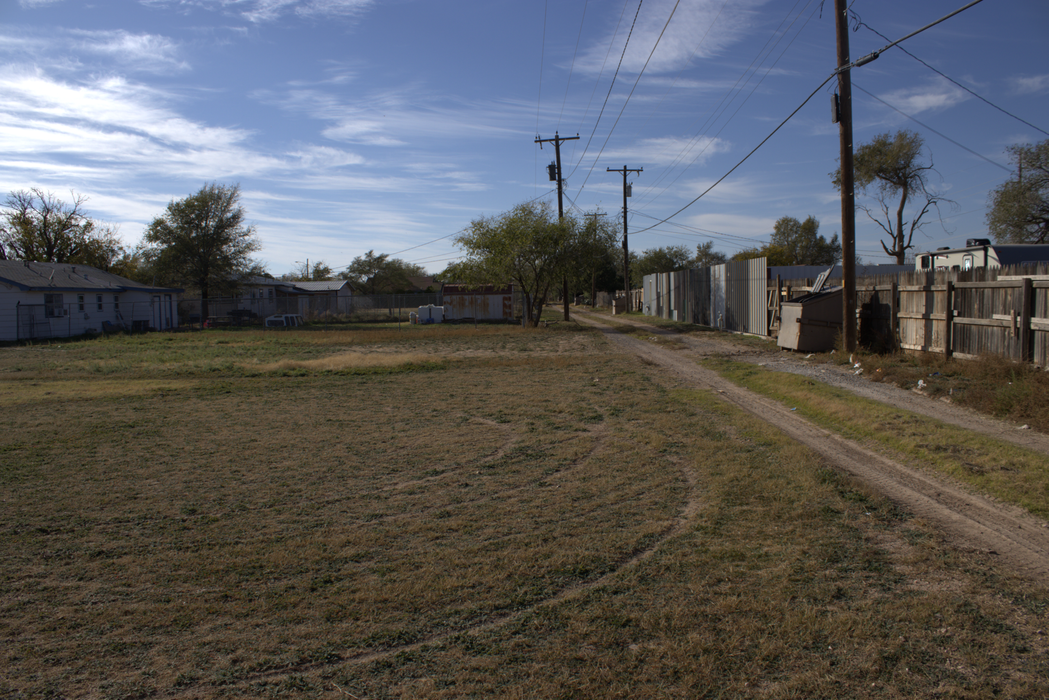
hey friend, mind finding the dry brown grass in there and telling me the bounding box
[1,324,1047,698]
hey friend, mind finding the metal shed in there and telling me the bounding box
[777,286,842,352]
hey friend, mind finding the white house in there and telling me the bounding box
[0,261,181,342]
[234,277,355,317]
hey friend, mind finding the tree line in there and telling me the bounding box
[3,134,1045,320]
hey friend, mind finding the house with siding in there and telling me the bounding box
[0,261,181,341]
[233,277,355,317]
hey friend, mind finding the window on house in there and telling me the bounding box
[44,293,64,318]
[113,295,120,310]
[268,289,274,300]
[77,294,85,312]
[963,255,974,271]
[96,294,103,311]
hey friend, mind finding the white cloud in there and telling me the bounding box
[1009,74,1049,96]
[576,0,766,76]
[878,78,968,115]
[142,0,374,23]
[286,145,365,168]
[683,212,773,240]
[0,67,284,181]
[600,135,730,167]
[71,29,189,73]
[0,27,188,74]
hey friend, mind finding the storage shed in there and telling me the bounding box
[777,287,843,352]
[442,284,515,322]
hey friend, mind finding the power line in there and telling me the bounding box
[853,83,1010,173]
[565,0,644,182]
[854,19,1048,138]
[636,0,821,210]
[577,0,682,194]
[631,72,837,236]
[558,0,592,131]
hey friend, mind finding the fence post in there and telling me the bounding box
[889,281,898,352]
[1020,276,1033,363]
[944,280,954,359]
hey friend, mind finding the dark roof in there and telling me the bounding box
[0,261,182,293]
[991,245,1049,267]
[292,280,354,293]
[443,283,513,295]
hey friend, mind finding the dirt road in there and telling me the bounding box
[573,310,1049,581]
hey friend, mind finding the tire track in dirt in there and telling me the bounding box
[161,420,704,697]
[594,311,1049,455]
[574,310,1049,581]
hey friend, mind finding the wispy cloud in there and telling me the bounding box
[877,78,968,115]
[0,67,279,181]
[0,26,188,74]
[254,85,529,147]
[71,29,189,73]
[600,135,730,167]
[1009,74,1049,96]
[141,0,374,23]
[576,0,766,76]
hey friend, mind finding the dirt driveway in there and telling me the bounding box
[573,310,1049,581]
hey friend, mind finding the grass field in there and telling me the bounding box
[2,324,1048,698]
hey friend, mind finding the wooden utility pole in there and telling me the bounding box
[536,131,579,321]
[607,165,642,311]
[834,0,857,352]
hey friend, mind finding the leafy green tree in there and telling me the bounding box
[568,212,619,304]
[694,241,727,268]
[142,183,262,320]
[343,250,425,294]
[449,200,574,326]
[987,140,1049,243]
[833,130,949,264]
[632,245,695,286]
[0,188,130,270]
[771,216,839,265]
[731,217,838,266]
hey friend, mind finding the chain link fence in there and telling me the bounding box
[14,298,176,341]
[178,293,446,326]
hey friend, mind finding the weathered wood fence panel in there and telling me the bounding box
[644,262,1049,368]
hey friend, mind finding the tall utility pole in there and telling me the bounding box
[834,0,857,353]
[607,165,642,311]
[536,131,579,321]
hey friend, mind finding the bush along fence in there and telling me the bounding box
[646,262,1049,368]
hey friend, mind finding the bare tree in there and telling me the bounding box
[1,188,96,263]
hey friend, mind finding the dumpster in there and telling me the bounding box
[777,287,842,352]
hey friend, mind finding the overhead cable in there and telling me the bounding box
[853,83,1010,173]
[856,19,1048,138]
[566,0,644,181]
[631,72,836,236]
[577,0,683,193]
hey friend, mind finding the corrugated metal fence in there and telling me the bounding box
[643,259,767,334]
[644,261,1049,367]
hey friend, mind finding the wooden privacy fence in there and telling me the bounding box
[650,262,1049,368]
[852,267,1049,366]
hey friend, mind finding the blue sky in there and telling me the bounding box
[2,0,1047,276]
